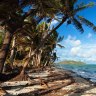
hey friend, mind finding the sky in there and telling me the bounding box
[52,0,96,64]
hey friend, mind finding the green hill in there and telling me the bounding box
[58,60,85,64]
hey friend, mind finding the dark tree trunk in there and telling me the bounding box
[0,31,13,73]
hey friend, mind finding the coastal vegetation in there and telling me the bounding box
[58,60,85,64]
[0,0,96,95]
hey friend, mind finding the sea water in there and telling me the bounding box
[56,64,96,83]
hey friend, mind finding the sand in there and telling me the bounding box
[0,67,96,96]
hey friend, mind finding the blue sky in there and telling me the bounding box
[53,0,96,64]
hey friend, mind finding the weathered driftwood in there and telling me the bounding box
[11,78,74,96]
[60,88,85,96]
[29,72,61,79]
[1,73,72,88]
[27,67,46,73]
[36,78,75,95]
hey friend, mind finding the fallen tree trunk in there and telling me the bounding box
[16,78,74,96]
[38,79,74,95]
[1,73,72,88]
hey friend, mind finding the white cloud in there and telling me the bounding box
[70,46,81,56]
[65,35,81,47]
[51,20,58,25]
[67,35,73,40]
[77,46,96,58]
[66,35,76,41]
[73,40,81,46]
[78,53,91,58]
[56,35,96,64]
[87,33,92,38]
[50,20,59,30]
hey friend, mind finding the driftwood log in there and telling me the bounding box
[1,73,72,88]
[38,78,74,95]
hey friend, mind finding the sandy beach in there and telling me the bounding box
[0,67,96,96]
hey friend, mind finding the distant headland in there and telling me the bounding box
[57,60,86,64]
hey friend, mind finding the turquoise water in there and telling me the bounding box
[56,64,96,83]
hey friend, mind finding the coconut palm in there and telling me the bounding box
[0,0,61,73]
[27,1,96,61]
[0,0,23,72]
[43,0,96,41]
[12,0,96,78]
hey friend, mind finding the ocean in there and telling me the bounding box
[56,64,96,83]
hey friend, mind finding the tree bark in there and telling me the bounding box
[0,31,13,73]
[10,36,16,68]
[20,57,31,75]
[19,48,33,75]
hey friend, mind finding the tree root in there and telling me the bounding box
[10,71,30,81]
[0,88,8,95]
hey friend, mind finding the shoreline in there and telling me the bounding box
[0,66,96,96]
[56,66,96,85]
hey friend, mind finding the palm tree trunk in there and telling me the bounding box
[42,16,68,41]
[37,53,41,67]
[37,51,42,67]
[0,31,13,73]
[12,50,32,81]
[34,51,42,68]
[20,48,32,74]
[20,57,31,74]
[10,36,16,68]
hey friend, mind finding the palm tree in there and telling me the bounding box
[0,0,62,73]
[0,0,23,72]
[22,1,95,62]
[13,0,96,79]
[9,36,16,69]
[42,1,96,41]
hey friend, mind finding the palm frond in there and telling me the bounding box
[57,44,65,48]
[57,36,64,42]
[72,18,84,33]
[93,26,96,32]
[78,16,96,32]
[74,2,95,13]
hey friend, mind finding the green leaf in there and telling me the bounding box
[72,18,84,33]
[78,16,96,32]
[57,44,65,48]
[74,2,95,13]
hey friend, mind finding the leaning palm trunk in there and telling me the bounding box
[32,55,38,67]
[35,50,42,67]
[10,36,16,68]
[12,48,33,80]
[44,58,50,67]
[12,57,31,81]
[20,58,31,75]
[0,31,13,73]
[21,47,32,73]
[37,53,41,67]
